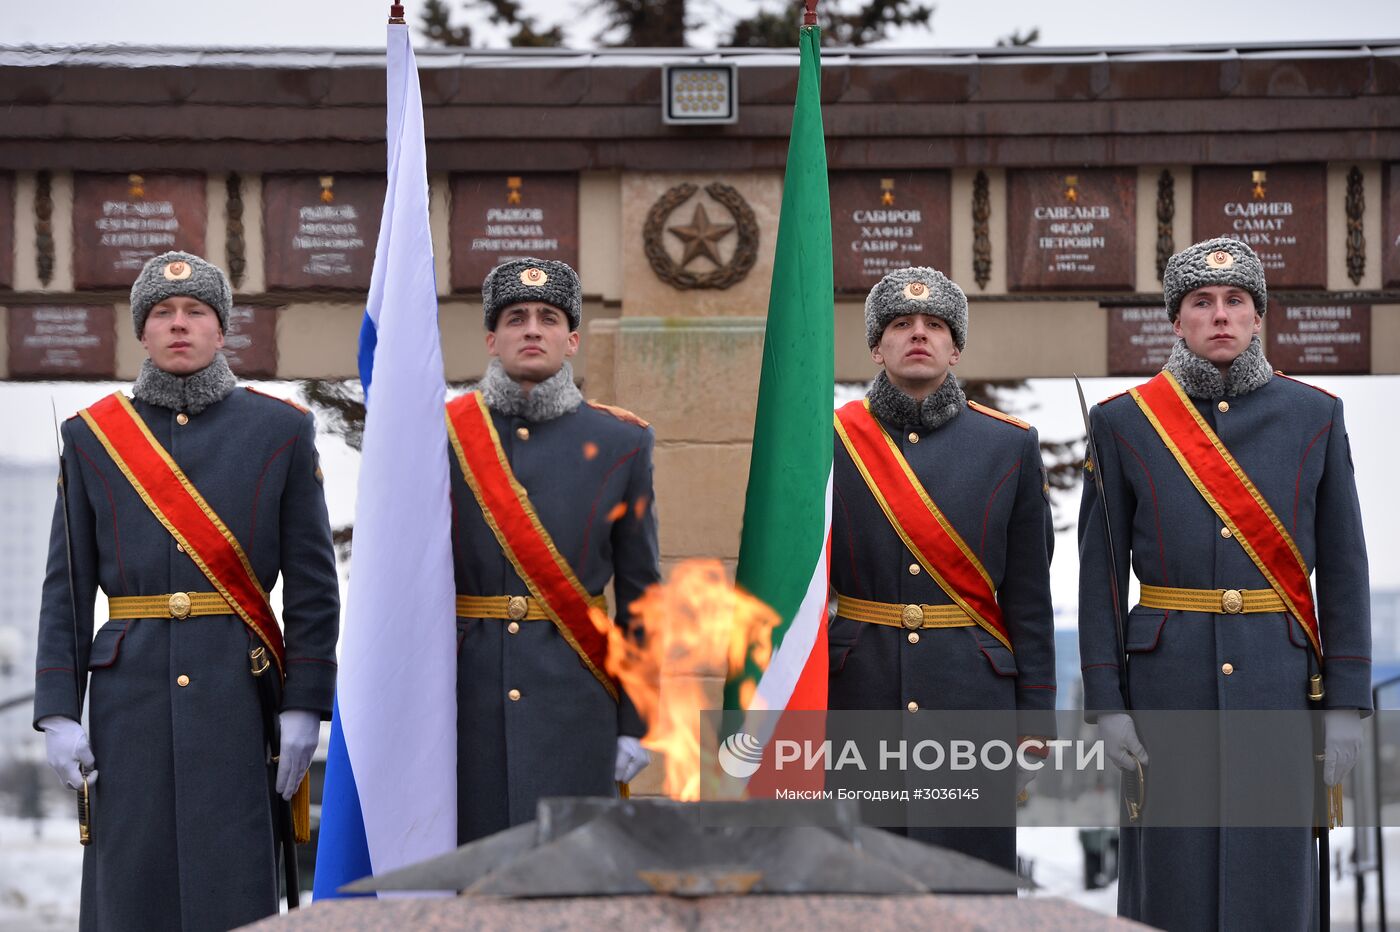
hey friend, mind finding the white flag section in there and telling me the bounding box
[313,22,456,898]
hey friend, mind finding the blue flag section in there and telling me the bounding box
[312,21,458,900]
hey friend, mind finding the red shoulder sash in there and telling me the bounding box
[1129,371,1320,656]
[445,392,618,700]
[79,393,284,675]
[834,400,1010,650]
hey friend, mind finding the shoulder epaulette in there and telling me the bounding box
[967,400,1030,430]
[1097,390,1128,406]
[244,386,310,413]
[1273,370,1338,398]
[587,400,650,429]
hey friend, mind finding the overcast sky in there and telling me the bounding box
[8,0,1400,49]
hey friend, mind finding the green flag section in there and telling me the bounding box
[728,24,834,715]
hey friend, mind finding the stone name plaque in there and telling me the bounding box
[8,305,116,378]
[223,305,279,378]
[1107,305,1175,375]
[263,174,385,290]
[1007,169,1136,290]
[830,171,950,292]
[1266,301,1369,374]
[73,173,207,289]
[1193,164,1326,289]
[0,173,13,289]
[450,173,578,290]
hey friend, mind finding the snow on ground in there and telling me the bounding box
[0,816,83,932]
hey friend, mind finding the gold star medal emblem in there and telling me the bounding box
[163,260,192,281]
[520,267,549,287]
[1205,250,1234,270]
[902,281,932,301]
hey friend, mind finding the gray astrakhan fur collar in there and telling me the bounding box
[867,370,966,432]
[1163,336,1273,400]
[476,358,583,423]
[132,354,237,415]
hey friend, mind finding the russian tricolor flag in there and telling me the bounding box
[312,18,457,899]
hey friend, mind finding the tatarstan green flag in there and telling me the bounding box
[727,23,833,714]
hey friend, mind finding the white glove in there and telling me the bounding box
[276,710,321,801]
[1324,710,1363,787]
[614,735,650,783]
[1097,712,1149,773]
[1015,765,1037,796]
[38,715,97,790]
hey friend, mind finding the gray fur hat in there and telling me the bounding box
[1163,237,1268,321]
[129,251,232,337]
[865,266,968,350]
[482,257,582,331]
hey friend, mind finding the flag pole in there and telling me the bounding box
[389,4,405,24]
[804,0,817,26]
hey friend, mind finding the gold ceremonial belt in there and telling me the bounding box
[456,594,608,622]
[1139,584,1287,616]
[835,593,974,630]
[109,592,232,621]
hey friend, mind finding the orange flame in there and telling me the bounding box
[592,560,779,801]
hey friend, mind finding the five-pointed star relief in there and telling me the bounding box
[667,202,734,268]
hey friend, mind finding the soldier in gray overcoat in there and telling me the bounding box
[33,251,340,931]
[1078,237,1370,929]
[449,257,660,843]
[828,267,1057,871]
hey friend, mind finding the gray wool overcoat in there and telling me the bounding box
[32,388,340,932]
[1078,372,1371,930]
[828,401,1057,871]
[449,397,660,844]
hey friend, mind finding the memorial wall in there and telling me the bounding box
[4,159,1392,381]
[2,42,1397,583]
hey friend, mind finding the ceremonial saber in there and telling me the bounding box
[1074,377,1144,821]
[54,401,92,846]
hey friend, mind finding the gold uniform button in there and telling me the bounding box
[1220,527,1233,539]
[177,675,190,687]
[908,563,921,576]
[907,700,919,713]
[1221,663,1234,676]
[176,413,189,426]
[508,688,522,701]
[516,427,530,441]
[1218,401,1230,413]
[176,542,185,553]
[907,432,920,444]
[907,631,920,644]
[507,621,520,635]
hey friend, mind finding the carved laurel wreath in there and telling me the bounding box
[642,182,759,290]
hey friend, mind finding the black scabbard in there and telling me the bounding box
[1074,377,1145,821]
[53,402,92,846]
[251,648,300,909]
